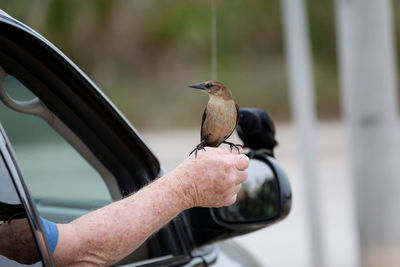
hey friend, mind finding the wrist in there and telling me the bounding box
[162,167,197,210]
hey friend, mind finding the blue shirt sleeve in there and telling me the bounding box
[40,217,59,253]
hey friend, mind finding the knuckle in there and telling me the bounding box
[224,157,233,167]
[240,155,250,165]
[216,157,227,167]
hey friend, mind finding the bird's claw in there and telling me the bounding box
[223,141,243,154]
[189,144,206,158]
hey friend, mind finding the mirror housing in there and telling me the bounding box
[185,150,292,246]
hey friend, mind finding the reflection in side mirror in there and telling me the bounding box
[211,152,291,230]
[219,159,280,222]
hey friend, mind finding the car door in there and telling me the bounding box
[0,10,204,266]
[0,124,54,266]
[0,70,199,266]
[0,9,291,267]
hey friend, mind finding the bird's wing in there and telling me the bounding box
[235,103,240,126]
[221,103,240,143]
[200,106,207,142]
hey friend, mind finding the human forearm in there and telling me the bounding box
[54,172,188,266]
[53,147,249,266]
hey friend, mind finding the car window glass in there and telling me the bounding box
[0,153,43,266]
[0,75,112,219]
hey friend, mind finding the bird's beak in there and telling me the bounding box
[188,83,205,90]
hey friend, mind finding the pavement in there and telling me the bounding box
[141,120,360,267]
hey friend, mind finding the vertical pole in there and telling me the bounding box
[335,0,400,266]
[211,0,217,80]
[280,1,325,267]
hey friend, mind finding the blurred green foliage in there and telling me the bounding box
[1,0,397,130]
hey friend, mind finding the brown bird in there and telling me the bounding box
[188,80,242,157]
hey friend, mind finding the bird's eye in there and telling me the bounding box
[205,83,211,89]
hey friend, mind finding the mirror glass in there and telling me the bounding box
[0,154,42,265]
[218,158,280,222]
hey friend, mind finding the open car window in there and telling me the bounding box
[0,71,189,266]
[0,73,113,223]
[0,10,194,267]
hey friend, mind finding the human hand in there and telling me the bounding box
[169,147,249,208]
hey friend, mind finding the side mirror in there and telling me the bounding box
[214,154,291,225]
[185,150,292,246]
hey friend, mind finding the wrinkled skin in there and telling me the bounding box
[1,147,249,266]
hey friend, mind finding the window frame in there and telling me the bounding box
[0,10,207,266]
[0,124,54,266]
[0,13,160,194]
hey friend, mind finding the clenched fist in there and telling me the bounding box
[170,147,249,208]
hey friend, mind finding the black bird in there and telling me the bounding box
[236,108,278,157]
[188,80,242,157]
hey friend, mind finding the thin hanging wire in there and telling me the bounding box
[211,0,217,80]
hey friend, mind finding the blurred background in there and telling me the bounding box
[0,0,342,130]
[1,0,400,266]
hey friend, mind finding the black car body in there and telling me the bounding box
[0,10,291,266]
